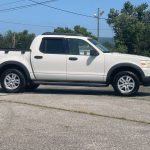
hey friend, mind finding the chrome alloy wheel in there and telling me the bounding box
[117,75,135,94]
[4,73,21,90]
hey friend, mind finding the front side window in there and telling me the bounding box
[40,38,66,54]
[68,39,95,56]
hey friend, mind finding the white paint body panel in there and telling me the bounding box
[0,51,35,79]
[104,53,150,80]
[67,55,104,81]
[30,36,67,80]
[31,53,67,80]
[31,36,66,81]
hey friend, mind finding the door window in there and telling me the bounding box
[40,38,66,54]
[68,39,95,56]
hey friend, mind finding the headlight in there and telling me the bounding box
[140,60,150,68]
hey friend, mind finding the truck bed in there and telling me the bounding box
[0,48,33,79]
[0,48,30,54]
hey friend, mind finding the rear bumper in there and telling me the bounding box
[143,76,150,86]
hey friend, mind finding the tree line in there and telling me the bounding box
[0,26,96,49]
[108,1,150,56]
[0,30,35,49]
[0,1,149,56]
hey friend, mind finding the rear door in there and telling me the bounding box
[66,38,105,81]
[31,37,67,80]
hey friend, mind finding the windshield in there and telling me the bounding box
[89,39,110,53]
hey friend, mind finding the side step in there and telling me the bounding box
[34,81,108,87]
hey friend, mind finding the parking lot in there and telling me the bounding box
[0,85,150,150]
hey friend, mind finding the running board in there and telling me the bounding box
[34,81,108,87]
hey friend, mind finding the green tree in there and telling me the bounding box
[0,30,35,49]
[107,1,150,56]
[74,25,96,39]
[102,42,115,52]
[54,27,74,34]
[15,30,35,49]
[54,25,97,39]
[0,30,14,48]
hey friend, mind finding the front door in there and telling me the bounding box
[66,38,105,82]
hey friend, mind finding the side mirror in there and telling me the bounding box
[90,49,99,56]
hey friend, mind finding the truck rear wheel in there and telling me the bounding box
[112,71,140,96]
[1,69,26,93]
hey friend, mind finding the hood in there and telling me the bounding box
[108,52,150,60]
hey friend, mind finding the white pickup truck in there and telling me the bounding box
[0,33,150,96]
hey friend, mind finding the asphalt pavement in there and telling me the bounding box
[0,85,150,150]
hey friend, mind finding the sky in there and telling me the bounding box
[0,0,149,37]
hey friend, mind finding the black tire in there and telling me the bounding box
[1,69,26,93]
[25,82,39,91]
[112,71,140,96]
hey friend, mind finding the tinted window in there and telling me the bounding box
[68,39,95,56]
[89,39,110,53]
[40,38,66,54]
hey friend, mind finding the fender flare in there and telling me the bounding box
[106,63,145,83]
[0,61,31,79]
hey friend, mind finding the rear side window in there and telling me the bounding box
[40,38,66,54]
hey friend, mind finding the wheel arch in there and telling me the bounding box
[0,61,31,80]
[106,63,145,84]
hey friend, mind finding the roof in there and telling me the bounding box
[42,32,84,36]
[38,32,89,40]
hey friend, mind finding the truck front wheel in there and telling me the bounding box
[112,71,140,96]
[1,69,26,93]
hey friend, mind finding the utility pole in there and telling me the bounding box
[12,32,16,48]
[94,8,104,41]
[97,8,100,41]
